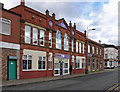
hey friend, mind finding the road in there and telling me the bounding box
[2,69,119,91]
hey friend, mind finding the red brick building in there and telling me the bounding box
[1,0,104,80]
[87,39,104,72]
[0,3,21,80]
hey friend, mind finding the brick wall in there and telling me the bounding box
[1,48,20,80]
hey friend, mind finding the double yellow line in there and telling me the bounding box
[105,82,120,92]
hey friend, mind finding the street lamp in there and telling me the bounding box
[85,27,95,74]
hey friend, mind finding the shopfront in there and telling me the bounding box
[54,53,70,76]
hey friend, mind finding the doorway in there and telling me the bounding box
[8,60,17,80]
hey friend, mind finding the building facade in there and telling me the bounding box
[0,3,21,80]
[1,0,104,80]
[87,39,104,72]
[103,44,118,69]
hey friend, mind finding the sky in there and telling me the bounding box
[1,0,119,46]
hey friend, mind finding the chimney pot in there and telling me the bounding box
[52,13,55,19]
[46,9,49,17]
[0,3,4,9]
[21,0,25,6]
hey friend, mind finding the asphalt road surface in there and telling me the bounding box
[2,69,119,91]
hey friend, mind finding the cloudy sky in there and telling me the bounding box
[1,0,119,46]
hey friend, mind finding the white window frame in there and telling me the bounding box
[88,45,90,53]
[76,41,78,52]
[1,17,11,35]
[72,40,74,52]
[25,25,31,44]
[32,27,38,45]
[48,53,52,70]
[100,49,102,55]
[38,56,46,70]
[22,55,32,71]
[49,32,52,48]
[64,33,69,51]
[40,30,44,46]
[79,43,81,53]
[72,56,74,69]
[92,46,95,54]
[76,59,80,69]
[96,48,98,55]
[56,30,62,49]
[83,43,84,54]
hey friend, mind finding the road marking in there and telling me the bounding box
[105,82,120,92]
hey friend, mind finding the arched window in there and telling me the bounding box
[64,33,69,50]
[56,30,61,49]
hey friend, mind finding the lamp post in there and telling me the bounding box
[85,27,95,74]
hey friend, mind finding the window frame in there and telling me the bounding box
[40,30,45,46]
[32,27,38,45]
[1,17,11,35]
[76,41,78,52]
[79,43,81,53]
[72,56,74,69]
[72,40,74,52]
[25,25,31,44]
[64,33,69,51]
[56,30,62,49]
[83,43,84,54]
[38,56,46,70]
[49,32,52,48]
[48,53,52,70]
[22,55,32,71]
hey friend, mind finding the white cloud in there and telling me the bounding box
[1,0,119,46]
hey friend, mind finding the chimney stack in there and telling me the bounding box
[46,9,49,17]
[74,23,76,30]
[21,0,25,6]
[0,3,4,9]
[99,40,101,44]
[69,21,72,28]
[52,13,55,20]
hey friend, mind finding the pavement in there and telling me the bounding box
[1,68,118,87]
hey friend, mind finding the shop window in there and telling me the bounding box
[105,62,107,66]
[72,56,74,69]
[48,53,52,70]
[40,30,44,46]
[72,40,74,52]
[109,61,112,66]
[76,41,78,52]
[76,59,80,69]
[105,54,108,59]
[88,59,91,66]
[56,30,62,49]
[79,43,81,53]
[93,59,95,70]
[64,63,68,68]
[54,63,60,69]
[0,18,11,35]
[82,59,85,69]
[83,43,84,54]
[23,55,32,70]
[49,32,52,48]
[97,59,99,70]
[38,56,46,70]
[100,60,102,68]
[33,27,38,45]
[64,33,69,50]
[25,25,31,44]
